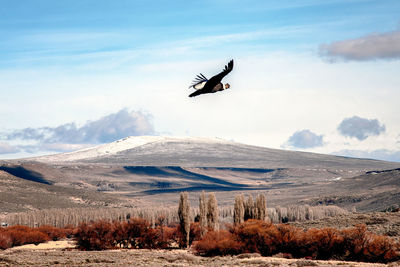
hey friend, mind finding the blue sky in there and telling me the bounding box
[1,0,400,161]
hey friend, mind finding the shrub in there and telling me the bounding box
[6,229,30,247]
[194,220,400,263]
[232,219,281,256]
[275,224,304,257]
[24,230,50,245]
[302,227,344,260]
[63,224,76,238]
[0,234,12,250]
[0,225,51,248]
[341,224,399,263]
[73,217,179,250]
[37,225,66,241]
[74,221,115,250]
[172,222,202,248]
[125,218,152,248]
[194,230,243,256]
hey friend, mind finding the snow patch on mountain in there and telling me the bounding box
[33,136,230,162]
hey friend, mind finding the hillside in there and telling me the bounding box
[1,136,399,212]
[0,170,137,213]
[30,136,400,169]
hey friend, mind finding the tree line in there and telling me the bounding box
[1,192,347,228]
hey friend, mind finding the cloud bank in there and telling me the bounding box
[319,30,400,61]
[337,116,385,141]
[0,108,154,154]
[284,129,324,149]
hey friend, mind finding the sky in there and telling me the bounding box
[1,0,400,162]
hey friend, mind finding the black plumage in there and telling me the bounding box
[188,60,234,97]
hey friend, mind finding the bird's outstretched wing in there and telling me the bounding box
[210,59,234,82]
[189,73,208,90]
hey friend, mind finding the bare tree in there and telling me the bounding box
[255,194,267,221]
[199,191,207,236]
[233,194,245,225]
[244,194,254,221]
[178,192,190,248]
[207,192,219,231]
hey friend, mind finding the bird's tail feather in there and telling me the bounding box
[189,90,202,97]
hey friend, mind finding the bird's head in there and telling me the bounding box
[224,83,230,89]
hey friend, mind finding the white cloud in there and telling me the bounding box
[337,116,385,141]
[0,109,154,155]
[319,30,400,61]
[283,129,324,149]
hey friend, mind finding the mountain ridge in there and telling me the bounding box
[27,136,400,170]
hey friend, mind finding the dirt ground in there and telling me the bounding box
[0,246,395,267]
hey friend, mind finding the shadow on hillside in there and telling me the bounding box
[0,166,52,185]
[202,167,276,173]
[132,185,273,195]
[123,166,249,187]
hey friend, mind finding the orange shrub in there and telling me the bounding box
[194,220,400,263]
[0,233,12,250]
[190,222,202,243]
[232,220,282,256]
[112,220,128,248]
[74,221,115,250]
[172,222,203,248]
[125,218,151,248]
[63,224,76,238]
[23,230,50,245]
[362,234,399,263]
[340,225,399,263]
[37,225,66,241]
[194,230,243,256]
[1,225,51,248]
[302,228,344,260]
[275,223,304,257]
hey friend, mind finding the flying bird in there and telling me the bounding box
[188,59,234,97]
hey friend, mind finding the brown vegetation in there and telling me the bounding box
[0,224,70,250]
[2,217,399,263]
[193,220,400,263]
[74,218,175,251]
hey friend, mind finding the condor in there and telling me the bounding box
[188,59,234,97]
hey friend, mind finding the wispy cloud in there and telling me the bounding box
[319,30,400,62]
[283,129,324,149]
[0,108,154,154]
[337,116,385,141]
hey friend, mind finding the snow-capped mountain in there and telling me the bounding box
[33,136,230,163]
[32,136,400,170]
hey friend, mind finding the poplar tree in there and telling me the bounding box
[233,194,245,225]
[244,194,254,221]
[207,192,219,231]
[255,194,267,221]
[178,192,190,248]
[199,191,207,236]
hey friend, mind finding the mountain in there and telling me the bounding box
[1,136,400,212]
[31,136,399,169]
